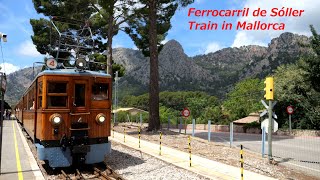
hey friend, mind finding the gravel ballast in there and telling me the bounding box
[105,142,210,180]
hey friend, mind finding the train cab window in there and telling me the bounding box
[92,83,108,100]
[74,84,85,107]
[48,82,67,93]
[47,82,68,108]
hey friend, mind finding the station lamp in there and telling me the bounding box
[0,32,7,42]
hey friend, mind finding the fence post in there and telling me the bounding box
[192,119,195,137]
[140,113,142,126]
[240,144,244,180]
[127,114,130,123]
[179,117,182,134]
[168,116,170,130]
[184,118,187,135]
[230,122,233,147]
[262,126,265,158]
[208,120,211,142]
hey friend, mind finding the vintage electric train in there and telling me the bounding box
[14,59,112,167]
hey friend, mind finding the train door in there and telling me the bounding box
[70,79,90,124]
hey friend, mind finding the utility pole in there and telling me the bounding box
[0,32,7,174]
[264,77,274,161]
[268,100,273,160]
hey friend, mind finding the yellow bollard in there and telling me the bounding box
[138,126,141,148]
[159,131,162,155]
[124,128,126,143]
[240,144,244,180]
[112,125,114,138]
[189,135,192,167]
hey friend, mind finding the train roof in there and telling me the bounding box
[37,69,111,78]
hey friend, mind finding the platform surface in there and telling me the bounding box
[0,120,44,180]
[110,131,275,180]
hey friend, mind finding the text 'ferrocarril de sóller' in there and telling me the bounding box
[188,7,305,30]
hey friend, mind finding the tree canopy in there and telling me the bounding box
[30,0,125,77]
[223,78,264,121]
[124,0,194,131]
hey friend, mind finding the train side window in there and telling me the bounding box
[47,82,68,108]
[75,84,85,107]
[92,83,108,100]
[38,81,42,109]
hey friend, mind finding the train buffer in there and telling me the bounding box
[0,119,44,180]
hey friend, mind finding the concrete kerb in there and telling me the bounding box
[13,120,45,180]
[16,121,45,180]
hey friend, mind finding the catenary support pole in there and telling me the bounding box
[0,74,4,174]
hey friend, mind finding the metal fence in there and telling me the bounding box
[175,121,320,178]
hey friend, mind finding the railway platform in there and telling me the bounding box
[110,131,275,180]
[0,119,44,180]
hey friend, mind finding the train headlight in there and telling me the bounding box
[96,113,106,124]
[50,113,63,126]
[75,58,87,70]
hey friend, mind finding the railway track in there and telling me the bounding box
[50,164,124,180]
[17,122,124,180]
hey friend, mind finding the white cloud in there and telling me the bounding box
[205,42,224,54]
[161,39,169,45]
[132,45,138,50]
[17,41,41,57]
[232,0,320,47]
[0,62,20,74]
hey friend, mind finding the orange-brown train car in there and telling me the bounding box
[15,69,112,167]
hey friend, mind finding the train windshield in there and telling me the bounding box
[92,83,108,100]
[47,82,68,107]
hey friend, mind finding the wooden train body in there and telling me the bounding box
[15,69,112,167]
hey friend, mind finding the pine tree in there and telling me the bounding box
[30,0,128,77]
[125,0,194,131]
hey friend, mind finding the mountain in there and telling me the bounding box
[114,32,311,97]
[4,66,42,106]
[4,32,311,106]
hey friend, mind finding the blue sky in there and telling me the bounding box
[0,0,319,74]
